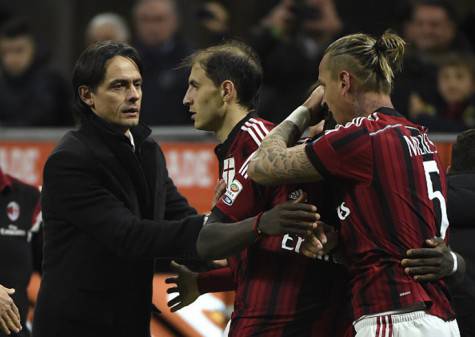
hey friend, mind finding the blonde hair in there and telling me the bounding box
[324,31,406,94]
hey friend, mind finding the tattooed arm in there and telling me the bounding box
[248,87,327,185]
[248,119,323,185]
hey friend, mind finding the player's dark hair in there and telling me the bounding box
[72,41,143,116]
[451,129,475,173]
[182,40,263,110]
[0,17,32,38]
[324,31,405,95]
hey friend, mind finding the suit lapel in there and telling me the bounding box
[76,124,146,214]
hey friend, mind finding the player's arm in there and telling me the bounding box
[248,87,326,185]
[401,237,466,285]
[197,194,320,260]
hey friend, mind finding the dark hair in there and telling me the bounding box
[438,53,475,79]
[72,41,143,116]
[411,0,458,24]
[451,129,475,173]
[0,17,32,38]
[182,40,262,110]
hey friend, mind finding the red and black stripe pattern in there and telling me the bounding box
[306,107,455,321]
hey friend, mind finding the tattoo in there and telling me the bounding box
[250,121,322,184]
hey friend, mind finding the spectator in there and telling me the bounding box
[0,166,42,337]
[447,129,475,337]
[85,13,130,46]
[248,0,342,124]
[194,2,230,47]
[409,53,475,131]
[334,0,410,36]
[132,0,192,125]
[0,18,72,126]
[392,0,472,116]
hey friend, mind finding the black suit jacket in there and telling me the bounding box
[447,173,475,337]
[32,114,203,337]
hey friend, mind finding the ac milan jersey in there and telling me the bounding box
[305,107,454,321]
[0,170,42,337]
[210,112,351,337]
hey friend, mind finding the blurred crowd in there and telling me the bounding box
[0,0,475,131]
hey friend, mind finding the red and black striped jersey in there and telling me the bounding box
[0,169,42,333]
[210,112,351,337]
[305,107,454,321]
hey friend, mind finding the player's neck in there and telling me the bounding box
[354,92,394,117]
[216,104,250,143]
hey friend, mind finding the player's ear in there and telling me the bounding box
[221,80,235,103]
[79,86,94,107]
[339,71,351,95]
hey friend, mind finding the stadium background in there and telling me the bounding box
[0,0,473,335]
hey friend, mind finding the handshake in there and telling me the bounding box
[252,192,337,258]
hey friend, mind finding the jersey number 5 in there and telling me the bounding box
[423,160,449,239]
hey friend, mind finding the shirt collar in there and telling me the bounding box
[81,112,151,149]
[215,111,258,160]
[374,106,404,117]
[125,130,136,152]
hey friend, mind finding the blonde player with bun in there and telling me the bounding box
[249,31,461,337]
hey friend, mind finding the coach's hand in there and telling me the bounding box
[401,237,454,282]
[0,285,21,335]
[259,193,319,236]
[166,261,200,312]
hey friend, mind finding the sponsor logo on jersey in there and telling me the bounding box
[337,202,350,220]
[230,182,240,193]
[6,201,20,222]
[222,180,243,206]
[0,225,26,237]
[281,234,305,253]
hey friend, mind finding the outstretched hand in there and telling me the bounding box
[0,285,21,335]
[259,192,319,236]
[401,237,454,282]
[165,261,200,312]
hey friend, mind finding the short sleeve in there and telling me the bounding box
[305,124,373,183]
[212,170,289,222]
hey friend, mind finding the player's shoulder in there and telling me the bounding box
[324,111,402,138]
[7,175,40,197]
[237,117,274,150]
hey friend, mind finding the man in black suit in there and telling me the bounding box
[32,41,205,337]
